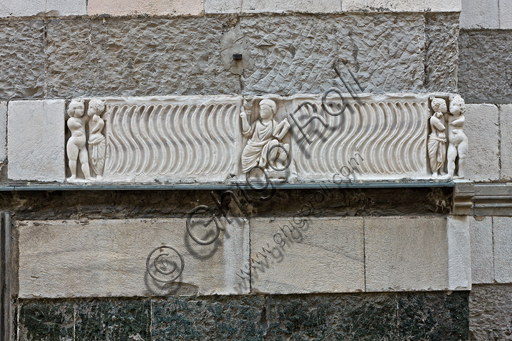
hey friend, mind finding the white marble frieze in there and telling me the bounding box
[17,92,468,184]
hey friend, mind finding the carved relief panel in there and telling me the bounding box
[64,93,466,185]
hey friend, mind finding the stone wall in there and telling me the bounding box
[0,0,511,340]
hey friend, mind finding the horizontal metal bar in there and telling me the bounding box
[0,180,455,192]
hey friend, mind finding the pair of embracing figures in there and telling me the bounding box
[67,99,106,181]
[428,94,468,178]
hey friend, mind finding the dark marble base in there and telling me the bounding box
[17,291,468,341]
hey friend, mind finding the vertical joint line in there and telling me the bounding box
[363,218,366,291]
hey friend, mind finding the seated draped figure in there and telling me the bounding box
[240,99,292,175]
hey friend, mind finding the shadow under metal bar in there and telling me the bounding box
[1,213,12,341]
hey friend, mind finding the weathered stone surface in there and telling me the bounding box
[365,216,456,292]
[500,105,512,180]
[469,284,512,340]
[242,0,342,13]
[19,301,74,341]
[464,104,500,182]
[75,299,150,340]
[342,0,461,12]
[249,217,364,294]
[152,296,265,340]
[493,217,512,283]
[87,0,203,16]
[240,14,426,95]
[8,100,65,182]
[0,20,44,100]
[17,292,469,340]
[398,291,469,341]
[204,0,241,13]
[47,0,86,16]
[0,187,452,221]
[17,218,249,298]
[45,17,239,98]
[459,30,512,104]
[460,0,499,29]
[501,0,512,29]
[0,0,45,17]
[469,217,494,284]
[425,13,459,92]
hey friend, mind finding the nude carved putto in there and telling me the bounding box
[67,100,92,181]
[428,97,447,178]
[66,99,106,182]
[447,94,468,178]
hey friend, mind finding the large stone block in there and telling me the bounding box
[241,0,341,13]
[47,0,86,16]
[8,100,65,182]
[425,13,459,93]
[249,217,364,294]
[87,0,203,16]
[0,20,45,100]
[240,14,426,95]
[464,104,499,181]
[500,105,512,180]
[459,30,512,104]
[469,284,512,340]
[469,217,494,284]
[365,216,471,292]
[460,0,499,29]
[45,17,239,98]
[0,0,45,17]
[501,0,512,29]
[493,217,512,283]
[342,0,461,12]
[17,218,250,298]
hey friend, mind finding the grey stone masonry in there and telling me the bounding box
[0,14,459,100]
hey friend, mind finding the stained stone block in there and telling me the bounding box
[469,284,512,340]
[459,31,512,104]
[0,0,45,17]
[365,216,471,292]
[460,0,499,29]
[398,291,469,340]
[500,105,512,180]
[469,217,494,284]
[75,299,150,341]
[204,0,241,13]
[249,217,365,294]
[87,0,203,16]
[0,20,45,100]
[17,218,250,298]
[240,14,426,95]
[342,0,461,12]
[152,296,265,340]
[45,17,239,98]
[8,100,65,182]
[464,104,499,182]
[19,301,74,341]
[493,217,512,283]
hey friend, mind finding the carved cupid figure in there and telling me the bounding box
[428,97,447,178]
[447,94,468,178]
[240,99,291,174]
[67,100,92,181]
